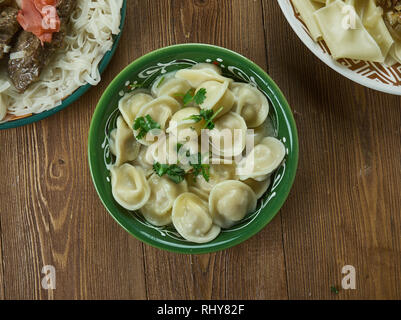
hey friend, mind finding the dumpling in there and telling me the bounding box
[175,64,230,87]
[134,96,181,145]
[152,74,191,100]
[209,112,247,157]
[246,119,275,146]
[242,177,271,199]
[110,116,140,166]
[209,180,257,228]
[197,80,234,117]
[313,0,384,62]
[172,192,221,243]
[292,0,325,41]
[362,0,394,58]
[167,107,205,138]
[231,82,269,128]
[118,91,153,128]
[140,174,188,226]
[131,146,154,177]
[237,137,286,181]
[110,164,151,211]
[191,63,223,74]
[188,186,210,202]
[189,160,237,194]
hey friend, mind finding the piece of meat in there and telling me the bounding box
[0,0,13,8]
[7,0,76,92]
[8,24,66,91]
[17,0,61,44]
[56,0,76,18]
[0,6,21,59]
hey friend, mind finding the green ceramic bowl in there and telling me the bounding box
[88,44,299,254]
[0,0,127,130]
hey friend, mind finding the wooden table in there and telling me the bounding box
[0,0,400,300]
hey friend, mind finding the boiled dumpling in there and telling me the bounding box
[292,0,325,41]
[191,63,223,74]
[209,180,257,228]
[209,112,247,157]
[131,146,154,177]
[110,164,151,211]
[175,64,230,87]
[362,0,394,58]
[242,177,271,199]
[167,107,205,139]
[110,116,140,166]
[237,137,286,181]
[231,82,269,128]
[140,174,188,226]
[188,186,209,202]
[172,192,221,243]
[118,91,153,128]
[152,74,191,100]
[246,119,275,146]
[313,0,384,62]
[134,96,181,145]
[197,80,234,117]
[189,160,237,194]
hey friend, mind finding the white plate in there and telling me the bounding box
[278,0,401,95]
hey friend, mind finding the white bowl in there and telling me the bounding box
[278,0,401,95]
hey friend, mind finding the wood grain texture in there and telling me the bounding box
[0,0,400,300]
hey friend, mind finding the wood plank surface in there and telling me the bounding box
[0,0,400,300]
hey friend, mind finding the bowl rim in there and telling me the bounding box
[88,43,299,254]
[278,0,401,96]
[0,0,128,130]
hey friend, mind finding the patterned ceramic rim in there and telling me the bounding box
[88,44,299,254]
[0,0,127,130]
[278,0,401,95]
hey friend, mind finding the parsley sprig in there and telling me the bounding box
[176,88,207,106]
[189,153,210,182]
[133,115,161,140]
[330,286,339,294]
[187,106,224,130]
[153,162,186,184]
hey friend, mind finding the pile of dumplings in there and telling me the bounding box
[293,0,401,64]
[108,63,286,243]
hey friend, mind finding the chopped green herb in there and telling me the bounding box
[186,106,224,130]
[133,115,161,140]
[180,88,207,106]
[176,143,183,153]
[330,286,339,294]
[193,88,207,105]
[182,89,195,106]
[189,153,210,182]
[156,76,165,88]
[153,162,186,184]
